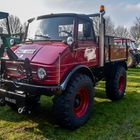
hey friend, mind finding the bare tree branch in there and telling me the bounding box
[0,15,23,34]
[130,17,140,45]
[115,26,130,38]
[92,16,115,36]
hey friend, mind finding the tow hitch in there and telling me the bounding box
[18,106,31,114]
[0,89,32,114]
[0,45,33,114]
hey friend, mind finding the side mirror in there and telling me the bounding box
[66,37,74,51]
[67,37,74,46]
[83,23,91,38]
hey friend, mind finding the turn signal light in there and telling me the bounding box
[100,5,105,13]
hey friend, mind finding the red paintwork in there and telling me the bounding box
[15,42,67,64]
[118,75,125,93]
[5,40,99,85]
[4,13,100,86]
[74,86,89,118]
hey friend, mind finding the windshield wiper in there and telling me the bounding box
[25,38,34,43]
[35,34,51,39]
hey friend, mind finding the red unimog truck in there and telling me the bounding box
[0,6,128,129]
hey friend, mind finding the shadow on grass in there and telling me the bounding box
[0,136,4,140]
[127,77,140,82]
[0,88,140,139]
[128,67,140,72]
[26,91,140,139]
[0,66,139,139]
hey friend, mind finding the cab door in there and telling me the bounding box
[75,18,98,66]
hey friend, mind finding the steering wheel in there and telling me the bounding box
[59,30,72,37]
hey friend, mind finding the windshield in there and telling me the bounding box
[26,16,74,41]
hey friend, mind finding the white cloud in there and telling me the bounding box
[0,0,139,27]
[126,3,140,11]
[0,0,47,23]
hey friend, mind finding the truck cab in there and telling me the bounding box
[3,14,100,86]
[0,6,128,129]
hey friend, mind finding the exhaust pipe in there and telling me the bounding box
[99,5,105,67]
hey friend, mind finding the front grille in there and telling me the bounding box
[5,62,37,80]
[5,62,27,79]
[6,63,20,75]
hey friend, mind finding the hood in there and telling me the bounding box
[15,42,67,65]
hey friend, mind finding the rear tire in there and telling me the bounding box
[53,74,94,129]
[106,66,126,101]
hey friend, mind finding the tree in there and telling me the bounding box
[115,26,130,38]
[105,16,115,36]
[92,16,99,36]
[0,15,23,34]
[130,17,140,45]
[92,16,115,36]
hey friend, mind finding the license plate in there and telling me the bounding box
[5,97,16,104]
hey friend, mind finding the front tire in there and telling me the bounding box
[106,66,126,101]
[53,74,94,129]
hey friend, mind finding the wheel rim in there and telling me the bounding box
[74,87,89,118]
[127,56,133,66]
[118,75,125,93]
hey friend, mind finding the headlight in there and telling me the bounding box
[37,68,46,80]
[10,39,15,46]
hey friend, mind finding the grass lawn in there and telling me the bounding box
[0,67,140,140]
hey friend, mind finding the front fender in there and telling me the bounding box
[60,65,95,91]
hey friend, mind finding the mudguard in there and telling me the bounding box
[60,65,95,90]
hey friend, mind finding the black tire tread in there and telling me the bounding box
[106,66,126,101]
[53,74,94,129]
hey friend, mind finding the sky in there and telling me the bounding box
[0,0,140,28]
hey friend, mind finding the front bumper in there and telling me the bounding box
[0,78,62,95]
[0,78,63,112]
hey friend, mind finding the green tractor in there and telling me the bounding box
[0,12,11,48]
[0,12,22,57]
